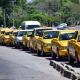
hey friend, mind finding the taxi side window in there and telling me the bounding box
[78,35,80,42]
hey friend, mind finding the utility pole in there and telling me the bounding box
[10,0,16,27]
[4,9,6,27]
[12,1,15,27]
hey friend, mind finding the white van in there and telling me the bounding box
[21,21,41,30]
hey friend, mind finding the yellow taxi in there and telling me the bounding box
[36,30,59,56]
[22,29,33,49]
[9,29,19,46]
[51,30,77,59]
[0,28,7,40]
[2,29,13,45]
[68,31,80,64]
[0,28,5,44]
[0,28,12,44]
[29,27,52,52]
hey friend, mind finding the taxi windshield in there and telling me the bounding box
[5,32,12,35]
[36,30,43,36]
[17,31,27,36]
[35,29,52,37]
[43,31,59,39]
[59,32,75,40]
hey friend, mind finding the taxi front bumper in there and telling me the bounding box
[43,46,51,53]
[59,49,68,57]
[4,39,11,44]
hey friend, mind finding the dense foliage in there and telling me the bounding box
[0,0,80,27]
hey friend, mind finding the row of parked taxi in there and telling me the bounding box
[0,27,80,65]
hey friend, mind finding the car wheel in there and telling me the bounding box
[41,50,45,57]
[56,48,61,60]
[51,51,56,60]
[9,43,12,47]
[75,51,80,65]
[15,43,19,49]
[20,45,23,49]
[69,54,75,65]
[37,49,41,56]
[26,46,29,51]
[29,48,34,53]
[32,49,35,53]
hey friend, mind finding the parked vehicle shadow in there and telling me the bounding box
[66,62,80,68]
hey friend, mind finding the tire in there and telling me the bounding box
[40,50,45,57]
[69,54,75,64]
[30,48,34,53]
[51,52,56,60]
[37,49,41,56]
[20,45,23,49]
[56,48,62,60]
[75,52,80,65]
[15,43,19,49]
[26,47,29,51]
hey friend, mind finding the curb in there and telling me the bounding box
[50,60,80,80]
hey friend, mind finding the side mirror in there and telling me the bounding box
[53,38,58,41]
[70,39,76,42]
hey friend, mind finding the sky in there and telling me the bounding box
[27,0,32,2]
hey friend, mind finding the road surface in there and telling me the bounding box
[0,46,70,80]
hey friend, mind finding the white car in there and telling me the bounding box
[57,23,68,30]
[15,30,27,48]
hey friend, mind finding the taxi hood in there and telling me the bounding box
[42,39,52,44]
[4,35,10,38]
[59,40,68,47]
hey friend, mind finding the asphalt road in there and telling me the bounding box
[0,46,70,80]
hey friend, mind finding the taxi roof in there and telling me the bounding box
[34,27,52,30]
[1,28,13,32]
[25,29,33,31]
[13,29,20,32]
[43,29,59,32]
[17,29,33,32]
[43,30,76,33]
[59,30,76,34]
